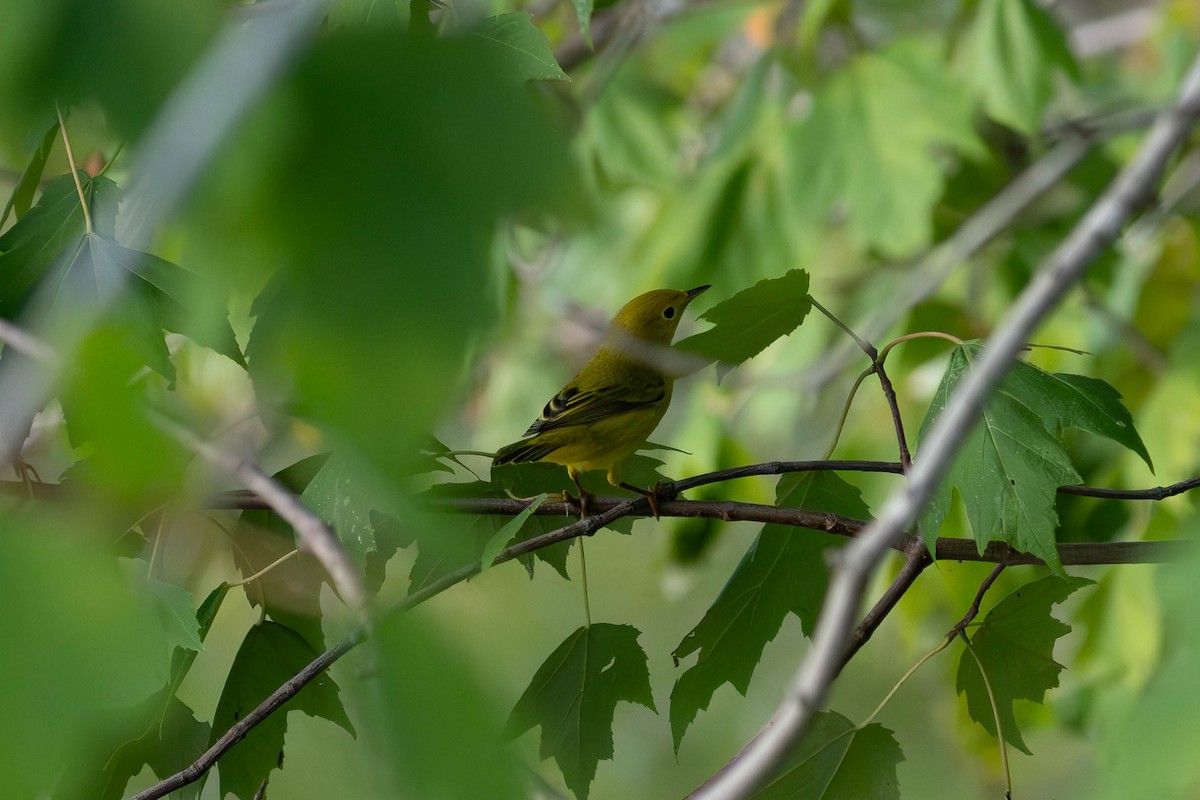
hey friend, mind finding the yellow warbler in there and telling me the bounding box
[493,286,710,516]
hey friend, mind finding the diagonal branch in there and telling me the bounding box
[157,417,367,613]
[690,52,1200,800]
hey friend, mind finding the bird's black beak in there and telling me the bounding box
[685,285,711,302]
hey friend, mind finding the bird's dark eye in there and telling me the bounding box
[663,306,676,319]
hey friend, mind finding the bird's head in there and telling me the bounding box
[610,285,710,346]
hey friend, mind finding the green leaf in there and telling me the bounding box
[789,39,983,258]
[1015,371,1153,471]
[0,517,167,798]
[92,693,211,800]
[481,493,548,569]
[919,342,1152,570]
[676,269,811,378]
[0,174,119,318]
[59,323,190,506]
[165,582,230,699]
[506,623,657,800]
[670,472,867,750]
[957,575,1093,754]
[210,622,354,800]
[0,121,58,227]
[301,451,391,565]
[145,574,202,653]
[752,710,903,799]
[471,14,570,82]
[968,0,1078,134]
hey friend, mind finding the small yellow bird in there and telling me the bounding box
[493,286,710,516]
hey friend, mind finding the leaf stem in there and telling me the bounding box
[579,539,592,628]
[54,101,92,236]
[961,633,1012,798]
[230,549,300,587]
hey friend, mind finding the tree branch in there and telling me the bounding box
[690,52,1200,800]
[8,459,1196,507]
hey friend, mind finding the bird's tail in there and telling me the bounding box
[492,437,560,466]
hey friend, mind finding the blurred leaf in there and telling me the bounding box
[1133,217,1200,353]
[571,0,594,47]
[957,574,1092,754]
[471,14,570,82]
[372,612,526,800]
[211,621,354,800]
[790,39,983,257]
[670,472,867,750]
[59,323,189,506]
[0,517,167,798]
[1097,537,1200,799]
[245,26,578,483]
[919,341,1151,570]
[0,120,58,227]
[677,269,811,379]
[0,0,220,140]
[967,0,1078,134]
[752,710,903,799]
[506,623,656,800]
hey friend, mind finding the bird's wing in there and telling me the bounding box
[522,372,666,436]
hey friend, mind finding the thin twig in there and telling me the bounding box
[842,538,932,666]
[691,52,1200,800]
[55,101,92,236]
[810,297,912,471]
[229,549,300,587]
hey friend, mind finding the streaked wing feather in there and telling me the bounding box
[523,374,665,436]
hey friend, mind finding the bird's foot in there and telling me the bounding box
[561,488,594,519]
[619,482,662,520]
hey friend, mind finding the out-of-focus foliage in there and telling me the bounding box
[0,0,1198,798]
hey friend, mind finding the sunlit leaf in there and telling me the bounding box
[790,39,983,257]
[506,623,656,799]
[957,575,1093,754]
[967,0,1078,133]
[670,472,866,750]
